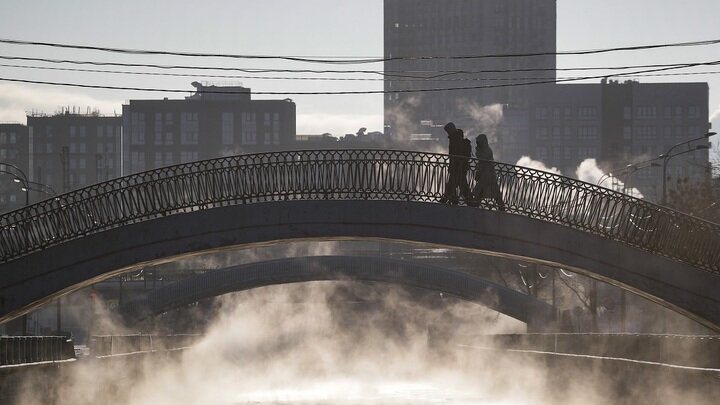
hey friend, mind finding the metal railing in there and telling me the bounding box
[0,149,718,273]
[91,334,198,357]
[0,336,75,366]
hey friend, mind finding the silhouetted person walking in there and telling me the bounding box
[441,123,471,204]
[457,129,472,202]
[441,122,460,204]
[472,134,505,211]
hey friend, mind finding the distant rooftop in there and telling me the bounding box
[27,106,121,118]
[185,81,252,101]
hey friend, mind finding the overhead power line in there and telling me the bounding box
[0,54,713,79]
[0,37,719,64]
[2,62,719,82]
[1,59,717,95]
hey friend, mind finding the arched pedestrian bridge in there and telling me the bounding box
[0,150,718,330]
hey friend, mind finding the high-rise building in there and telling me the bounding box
[27,111,122,194]
[384,0,557,136]
[122,83,296,175]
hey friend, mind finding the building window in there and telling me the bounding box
[46,143,53,153]
[79,159,86,169]
[578,127,598,139]
[165,132,174,145]
[70,126,76,138]
[263,113,272,145]
[97,126,104,138]
[180,112,199,145]
[241,112,257,145]
[9,133,16,144]
[79,126,86,138]
[221,112,234,145]
[688,106,701,119]
[180,151,199,163]
[165,152,173,165]
[154,113,163,145]
[154,152,163,168]
[635,126,657,139]
[578,107,597,120]
[97,143,104,153]
[272,113,280,145]
[623,106,632,120]
[0,133,5,144]
[107,143,114,153]
[636,106,657,119]
[131,112,146,145]
[578,146,598,158]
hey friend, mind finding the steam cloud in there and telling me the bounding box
[13,275,717,404]
[576,158,643,198]
[457,101,504,143]
[515,156,562,175]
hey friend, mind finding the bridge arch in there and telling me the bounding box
[0,150,718,330]
[118,255,556,330]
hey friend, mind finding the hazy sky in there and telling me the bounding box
[0,0,718,144]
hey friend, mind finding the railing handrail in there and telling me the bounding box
[0,149,718,274]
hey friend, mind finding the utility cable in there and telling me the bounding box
[4,62,719,82]
[0,54,712,79]
[0,37,719,64]
[1,60,717,95]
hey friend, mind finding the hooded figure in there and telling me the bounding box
[441,123,471,204]
[472,134,505,211]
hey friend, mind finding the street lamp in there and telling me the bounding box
[661,132,716,206]
[597,159,662,191]
[0,162,29,206]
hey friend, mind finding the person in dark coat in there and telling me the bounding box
[441,122,460,204]
[441,123,471,204]
[472,134,505,211]
[456,129,472,203]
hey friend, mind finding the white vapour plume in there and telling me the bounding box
[516,156,562,175]
[576,158,643,198]
[385,95,422,140]
[457,102,504,143]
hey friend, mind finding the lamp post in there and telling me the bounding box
[597,159,662,192]
[661,132,715,206]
